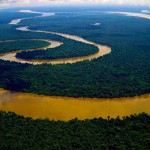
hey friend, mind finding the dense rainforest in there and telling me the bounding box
[0,10,150,98]
[1,8,150,150]
[0,111,150,150]
[16,39,98,60]
[0,40,50,54]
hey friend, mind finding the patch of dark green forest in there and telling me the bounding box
[16,39,98,60]
[1,12,150,98]
[0,40,50,54]
[0,111,150,150]
[0,12,38,25]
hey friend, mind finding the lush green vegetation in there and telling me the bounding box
[0,12,38,25]
[1,58,150,98]
[16,39,98,60]
[0,9,150,98]
[0,40,50,54]
[0,12,98,60]
[0,8,150,150]
[0,111,150,150]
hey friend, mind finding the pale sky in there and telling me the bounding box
[0,0,150,8]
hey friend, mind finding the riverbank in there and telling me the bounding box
[1,88,150,121]
[0,26,111,65]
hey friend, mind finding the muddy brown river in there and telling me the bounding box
[1,89,150,121]
[0,11,150,120]
[0,26,111,65]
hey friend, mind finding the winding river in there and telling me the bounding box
[0,27,111,65]
[3,10,111,65]
[0,10,150,120]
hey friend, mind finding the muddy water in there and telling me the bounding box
[0,89,150,121]
[0,26,111,65]
[1,11,150,120]
[6,11,150,65]
[0,39,62,64]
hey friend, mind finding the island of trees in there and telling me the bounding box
[0,39,50,54]
[0,10,150,98]
[16,39,98,60]
[0,8,150,150]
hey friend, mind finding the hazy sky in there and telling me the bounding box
[0,0,150,8]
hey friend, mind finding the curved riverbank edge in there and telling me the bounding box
[0,39,63,64]
[0,25,111,65]
[5,10,150,65]
[15,26,111,65]
[0,11,150,120]
[1,10,111,65]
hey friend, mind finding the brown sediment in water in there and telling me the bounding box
[0,88,150,121]
[5,11,150,65]
[0,39,62,64]
[0,26,111,65]
[1,11,150,120]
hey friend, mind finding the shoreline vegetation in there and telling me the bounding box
[1,10,150,98]
[0,110,150,149]
[1,88,150,120]
[0,39,51,54]
[0,9,150,150]
[0,26,110,65]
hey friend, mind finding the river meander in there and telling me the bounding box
[0,26,111,65]
[0,11,150,120]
